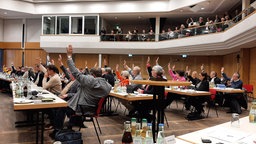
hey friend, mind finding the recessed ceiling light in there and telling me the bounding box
[201,7,205,10]
[180,9,183,12]
[138,16,141,19]
[4,12,7,15]
[114,16,118,19]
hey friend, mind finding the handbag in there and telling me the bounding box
[55,129,83,144]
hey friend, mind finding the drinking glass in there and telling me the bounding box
[231,113,240,127]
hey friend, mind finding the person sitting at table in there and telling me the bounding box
[136,65,167,121]
[33,64,44,87]
[168,63,186,81]
[40,64,62,96]
[185,66,200,86]
[115,64,129,86]
[209,71,221,86]
[124,60,143,90]
[50,45,112,139]
[221,67,244,114]
[165,63,188,109]
[186,72,209,120]
[57,54,79,101]
[11,64,24,77]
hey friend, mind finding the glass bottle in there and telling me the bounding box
[140,118,147,139]
[122,121,133,144]
[157,123,165,144]
[131,117,136,137]
[249,100,256,123]
[133,123,142,144]
[144,123,154,144]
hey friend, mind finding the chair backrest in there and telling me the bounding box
[210,89,217,100]
[243,84,253,93]
[95,97,106,117]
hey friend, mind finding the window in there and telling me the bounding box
[43,16,56,34]
[57,16,69,34]
[71,16,83,34]
[84,16,97,34]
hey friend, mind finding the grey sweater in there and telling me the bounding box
[67,58,112,112]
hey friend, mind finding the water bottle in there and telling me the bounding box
[249,100,256,123]
[157,123,165,144]
[131,117,136,137]
[140,118,147,139]
[144,123,154,144]
[133,123,142,144]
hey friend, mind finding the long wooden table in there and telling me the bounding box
[109,90,154,101]
[177,116,256,144]
[165,88,211,96]
[13,83,67,144]
[130,80,191,142]
[212,87,244,94]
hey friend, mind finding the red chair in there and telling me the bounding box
[78,97,106,144]
[243,84,253,98]
[207,89,219,118]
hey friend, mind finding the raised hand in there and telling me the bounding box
[187,69,191,76]
[116,64,119,71]
[58,55,63,65]
[185,66,189,72]
[221,67,224,73]
[123,60,126,66]
[84,60,87,67]
[168,63,171,70]
[201,64,204,71]
[51,59,55,65]
[66,45,73,57]
[147,56,150,64]
[94,62,98,68]
[172,65,175,70]
[132,64,135,69]
[155,57,159,65]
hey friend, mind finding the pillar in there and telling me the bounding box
[242,0,250,18]
[155,16,160,42]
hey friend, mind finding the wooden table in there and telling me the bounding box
[177,116,256,144]
[13,84,67,144]
[109,90,154,101]
[130,80,191,142]
[165,88,211,96]
[212,88,244,94]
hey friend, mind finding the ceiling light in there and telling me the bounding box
[4,12,7,15]
[138,16,141,19]
[180,9,183,12]
[114,16,118,19]
[201,7,205,10]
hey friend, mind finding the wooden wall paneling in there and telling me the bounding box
[25,42,40,49]
[4,50,22,67]
[2,42,21,49]
[107,55,224,80]
[209,56,223,77]
[240,48,250,84]
[74,54,99,70]
[24,49,47,67]
[223,53,238,77]
[249,48,256,97]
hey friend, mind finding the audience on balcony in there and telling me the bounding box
[100,8,256,42]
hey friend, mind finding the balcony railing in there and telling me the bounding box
[100,6,255,42]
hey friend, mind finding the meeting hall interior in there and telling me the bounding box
[0,0,256,143]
